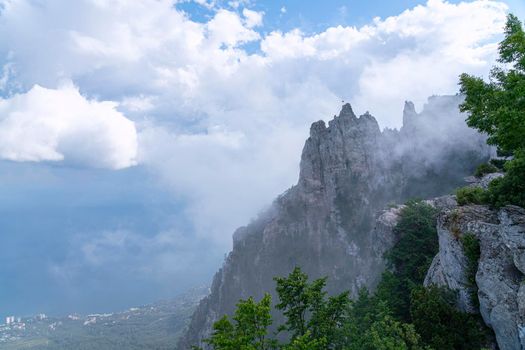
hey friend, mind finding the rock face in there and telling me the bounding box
[425,205,525,350]
[178,96,492,349]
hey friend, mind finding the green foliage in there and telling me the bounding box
[459,14,525,155]
[387,201,439,284]
[203,294,276,350]
[455,187,487,206]
[379,200,438,320]
[274,267,323,339]
[281,332,326,350]
[342,293,426,350]
[201,268,350,350]
[362,315,426,350]
[375,271,411,321]
[410,286,487,350]
[459,14,525,209]
[474,163,499,178]
[483,151,525,208]
[274,267,350,348]
[341,288,381,347]
[461,233,481,308]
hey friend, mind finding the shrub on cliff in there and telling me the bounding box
[474,163,499,178]
[484,152,525,208]
[456,187,487,206]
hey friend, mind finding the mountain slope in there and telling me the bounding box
[178,96,492,349]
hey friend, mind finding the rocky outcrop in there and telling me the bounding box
[424,205,525,350]
[465,172,505,189]
[178,96,492,349]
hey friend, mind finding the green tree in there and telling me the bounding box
[363,314,426,350]
[274,267,321,339]
[459,14,525,208]
[203,293,276,350]
[281,331,327,350]
[376,200,438,321]
[201,268,350,350]
[341,288,381,348]
[342,293,426,350]
[483,153,525,207]
[459,14,525,154]
[410,286,487,350]
[274,267,349,349]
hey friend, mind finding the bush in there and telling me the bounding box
[474,163,499,178]
[455,187,487,206]
[484,152,525,208]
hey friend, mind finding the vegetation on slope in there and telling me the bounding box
[195,201,489,350]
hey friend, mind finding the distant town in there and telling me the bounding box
[1,314,47,343]
[0,288,206,349]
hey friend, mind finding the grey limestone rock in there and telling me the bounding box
[425,204,525,350]
[178,97,492,349]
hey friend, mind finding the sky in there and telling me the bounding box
[0,0,521,319]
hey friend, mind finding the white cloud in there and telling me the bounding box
[242,8,263,28]
[0,83,137,169]
[207,9,260,47]
[120,95,155,112]
[0,0,511,245]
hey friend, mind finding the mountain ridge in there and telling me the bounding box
[178,95,493,349]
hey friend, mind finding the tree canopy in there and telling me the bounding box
[459,14,525,208]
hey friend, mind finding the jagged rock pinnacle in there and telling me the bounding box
[177,96,494,350]
[402,101,417,127]
[309,120,327,138]
[339,103,357,119]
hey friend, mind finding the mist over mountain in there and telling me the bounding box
[2,1,525,350]
[178,95,493,349]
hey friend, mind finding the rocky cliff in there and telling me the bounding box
[178,96,492,349]
[424,178,525,350]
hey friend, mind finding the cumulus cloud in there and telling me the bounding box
[0,0,511,245]
[242,8,263,28]
[0,84,137,169]
[207,9,260,47]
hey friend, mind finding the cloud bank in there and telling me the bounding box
[0,84,137,169]
[0,0,510,244]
